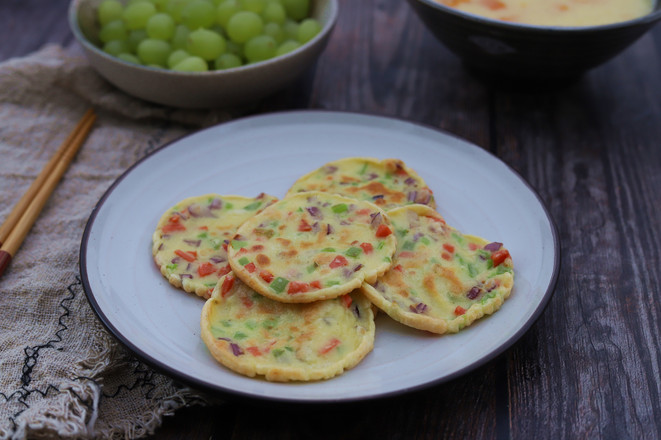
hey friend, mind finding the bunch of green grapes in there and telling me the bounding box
[96,0,323,71]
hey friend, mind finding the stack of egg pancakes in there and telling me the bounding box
[152,157,514,382]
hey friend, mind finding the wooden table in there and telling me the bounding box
[3,0,661,438]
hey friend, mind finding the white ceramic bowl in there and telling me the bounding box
[69,0,338,108]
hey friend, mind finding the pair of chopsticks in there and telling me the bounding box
[0,108,97,279]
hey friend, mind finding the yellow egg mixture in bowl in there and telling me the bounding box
[408,0,661,80]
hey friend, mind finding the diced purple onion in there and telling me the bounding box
[404,177,416,186]
[409,302,428,314]
[311,221,320,233]
[467,286,481,300]
[353,264,363,272]
[186,263,192,271]
[183,239,201,247]
[230,343,243,356]
[210,257,226,264]
[372,194,384,200]
[326,224,334,235]
[158,243,164,251]
[366,173,378,181]
[416,191,432,205]
[324,165,338,174]
[180,274,193,279]
[188,204,201,217]
[343,269,353,278]
[217,337,231,342]
[306,206,321,218]
[407,191,417,202]
[352,304,361,318]
[209,198,223,209]
[484,242,503,252]
[370,212,383,227]
[413,232,423,242]
[171,257,181,264]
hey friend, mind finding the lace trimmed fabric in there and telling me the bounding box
[0,45,231,439]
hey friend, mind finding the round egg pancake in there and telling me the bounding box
[200,273,376,382]
[227,191,397,303]
[360,204,514,334]
[286,157,435,211]
[153,193,278,299]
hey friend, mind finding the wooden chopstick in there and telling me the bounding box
[0,109,97,278]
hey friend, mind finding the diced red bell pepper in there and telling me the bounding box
[359,242,373,254]
[393,264,403,272]
[375,224,392,238]
[341,294,352,308]
[455,306,466,316]
[221,274,234,297]
[329,255,348,268]
[260,270,274,283]
[244,262,256,273]
[241,296,254,308]
[298,219,312,232]
[197,262,216,277]
[287,281,309,294]
[246,346,261,356]
[443,243,455,253]
[162,222,186,233]
[175,249,197,262]
[217,264,231,277]
[319,337,341,354]
[491,249,511,267]
[310,280,322,289]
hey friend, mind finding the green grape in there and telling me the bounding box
[261,1,285,24]
[165,0,191,22]
[167,48,190,67]
[296,18,320,43]
[275,39,300,56]
[146,13,176,39]
[122,2,157,29]
[103,40,131,56]
[216,0,239,27]
[150,0,170,10]
[137,38,172,66]
[214,52,243,69]
[226,11,263,43]
[186,28,226,60]
[244,34,276,62]
[263,22,284,44]
[239,0,266,13]
[282,18,298,40]
[128,29,149,51]
[99,19,128,43]
[182,0,216,29]
[225,40,243,57]
[172,56,209,71]
[117,52,141,64]
[171,24,190,49]
[98,0,124,26]
[282,0,308,20]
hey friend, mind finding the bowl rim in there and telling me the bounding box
[68,0,339,76]
[412,0,661,34]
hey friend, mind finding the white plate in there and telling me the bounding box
[80,111,559,403]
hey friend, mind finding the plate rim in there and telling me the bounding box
[79,109,561,404]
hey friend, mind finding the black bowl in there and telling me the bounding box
[408,0,661,80]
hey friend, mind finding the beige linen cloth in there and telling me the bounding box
[0,44,233,439]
